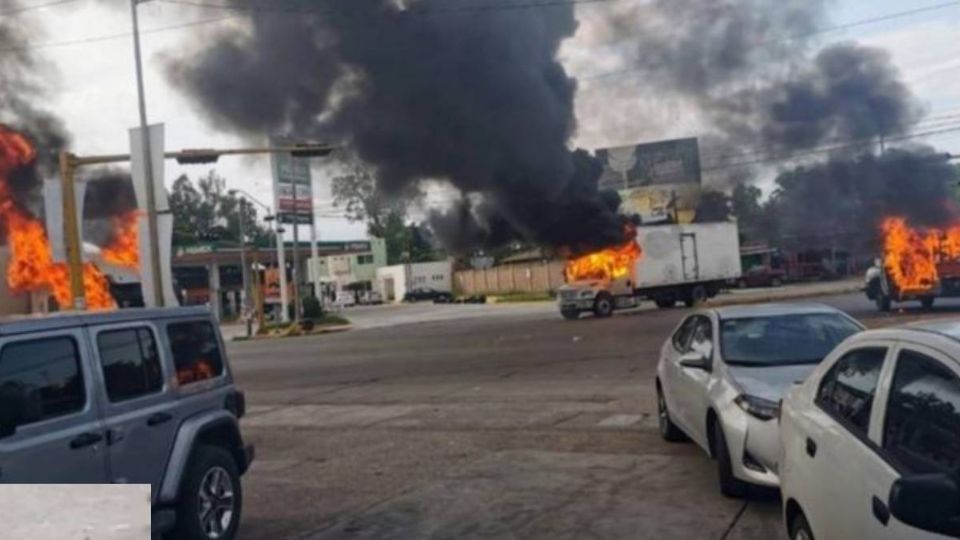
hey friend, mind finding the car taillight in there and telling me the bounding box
[225,390,246,419]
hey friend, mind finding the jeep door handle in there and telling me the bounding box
[147,412,173,427]
[805,437,817,458]
[70,432,103,450]
[872,496,890,525]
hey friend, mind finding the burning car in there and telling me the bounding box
[867,217,960,311]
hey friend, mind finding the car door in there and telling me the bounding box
[90,322,180,491]
[794,344,891,540]
[862,344,960,540]
[0,329,109,483]
[660,316,697,431]
[671,314,715,447]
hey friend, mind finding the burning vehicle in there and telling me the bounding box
[557,222,742,320]
[867,217,960,311]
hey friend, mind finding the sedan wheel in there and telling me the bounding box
[790,512,815,540]
[657,385,687,442]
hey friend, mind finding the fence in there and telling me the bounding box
[454,261,567,296]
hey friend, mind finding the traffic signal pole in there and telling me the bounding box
[57,144,334,310]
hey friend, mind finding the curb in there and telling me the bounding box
[232,324,353,342]
[711,283,863,308]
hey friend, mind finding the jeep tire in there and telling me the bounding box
[174,445,243,540]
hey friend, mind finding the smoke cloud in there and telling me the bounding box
[166,0,624,253]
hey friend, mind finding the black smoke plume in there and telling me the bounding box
[166,0,624,254]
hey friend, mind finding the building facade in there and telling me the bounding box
[375,260,453,303]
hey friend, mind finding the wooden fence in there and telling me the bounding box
[454,261,567,295]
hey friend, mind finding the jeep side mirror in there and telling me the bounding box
[679,352,711,371]
[889,473,960,537]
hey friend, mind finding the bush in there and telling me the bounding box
[303,296,323,319]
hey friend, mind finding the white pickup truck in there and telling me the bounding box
[558,222,742,320]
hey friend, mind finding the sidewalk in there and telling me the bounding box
[717,278,862,306]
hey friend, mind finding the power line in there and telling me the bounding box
[580,0,960,81]
[156,0,615,16]
[0,15,237,53]
[0,0,83,16]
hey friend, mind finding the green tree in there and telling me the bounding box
[168,171,269,246]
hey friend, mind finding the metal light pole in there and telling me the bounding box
[130,0,165,308]
[237,198,251,337]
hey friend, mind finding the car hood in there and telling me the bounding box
[725,364,818,402]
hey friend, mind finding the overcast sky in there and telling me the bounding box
[16,0,960,241]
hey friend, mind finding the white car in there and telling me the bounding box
[656,303,864,497]
[780,321,960,540]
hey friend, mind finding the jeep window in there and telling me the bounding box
[97,327,163,402]
[0,337,85,428]
[167,321,224,385]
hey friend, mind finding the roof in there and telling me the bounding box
[712,302,842,320]
[0,306,211,337]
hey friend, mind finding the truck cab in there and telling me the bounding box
[557,278,637,320]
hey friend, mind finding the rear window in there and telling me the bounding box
[166,321,224,385]
[720,313,862,366]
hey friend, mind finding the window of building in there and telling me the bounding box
[816,347,886,436]
[884,350,960,476]
[0,337,85,428]
[357,254,374,265]
[97,327,163,403]
[167,322,224,385]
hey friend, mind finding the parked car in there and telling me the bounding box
[402,287,454,303]
[656,303,864,497]
[780,321,960,540]
[335,290,357,308]
[736,266,787,288]
[359,291,384,305]
[0,307,254,540]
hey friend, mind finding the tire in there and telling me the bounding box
[875,292,891,312]
[561,308,580,320]
[657,385,687,442]
[712,419,748,498]
[654,297,676,309]
[173,445,243,540]
[921,296,935,309]
[684,285,709,308]
[789,511,815,540]
[593,294,614,318]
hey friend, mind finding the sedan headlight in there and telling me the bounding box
[734,394,780,421]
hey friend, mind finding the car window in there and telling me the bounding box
[167,321,225,385]
[672,317,698,352]
[816,347,886,436]
[720,313,862,366]
[883,350,960,477]
[97,327,163,403]
[689,317,713,358]
[0,337,85,429]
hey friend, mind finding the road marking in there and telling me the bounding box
[597,414,643,427]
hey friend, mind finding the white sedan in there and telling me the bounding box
[780,321,960,540]
[656,303,864,497]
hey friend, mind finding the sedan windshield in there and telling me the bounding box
[720,313,862,366]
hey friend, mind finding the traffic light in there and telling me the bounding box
[290,144,334,158]
[176,149,220,165]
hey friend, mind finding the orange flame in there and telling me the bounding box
[101,210,140,269]
[881,216,960,293]
[564,224,642,282]
[0,125,116,310]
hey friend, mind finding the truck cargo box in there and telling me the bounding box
[634,222,742,290]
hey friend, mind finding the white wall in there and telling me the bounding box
[375,261,453,303]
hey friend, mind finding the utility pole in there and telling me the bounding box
[237,198,251,337]
[291,180,302,323]
[130,0,165,308]
[59,153,85,310]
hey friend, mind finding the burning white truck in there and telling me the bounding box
[557,222,742,320]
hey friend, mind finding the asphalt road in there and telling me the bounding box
[228,292,960,540]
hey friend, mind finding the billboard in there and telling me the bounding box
[270,137,314,225]
[596,137,702,225]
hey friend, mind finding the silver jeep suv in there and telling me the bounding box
[0,306,254,540]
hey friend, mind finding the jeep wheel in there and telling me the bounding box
[174,446,243,540]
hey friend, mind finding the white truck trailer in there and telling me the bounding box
[557,222,742,319]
